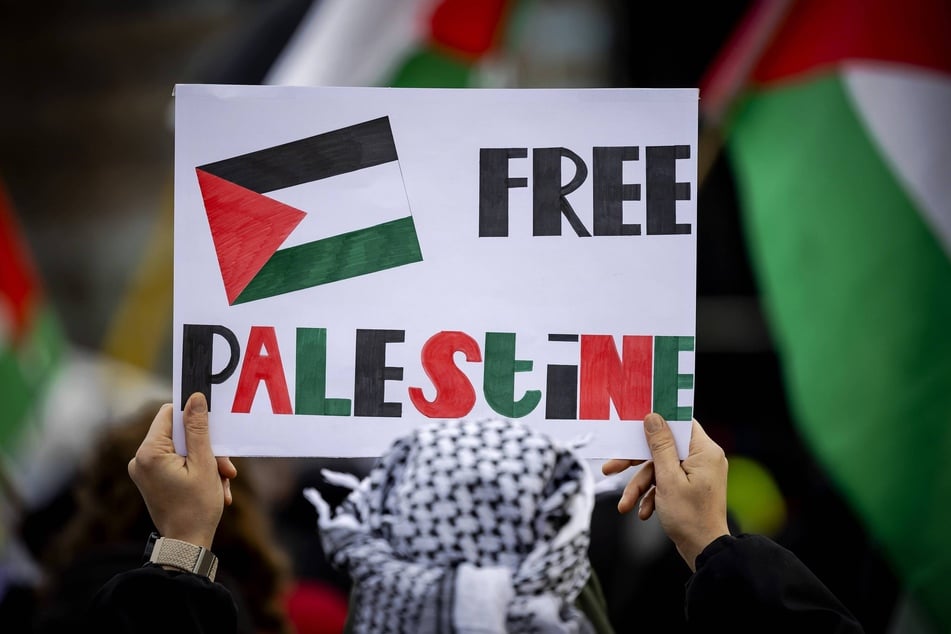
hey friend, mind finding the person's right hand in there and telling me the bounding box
[602,413,730,571]
[128,392,237,549]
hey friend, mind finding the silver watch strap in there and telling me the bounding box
[149,537,219,581]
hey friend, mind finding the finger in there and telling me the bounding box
[687,418,715,453]
[618,461,655,514]
[683,419,727,478]
[644,412,685,485]
[601,458,643,476]
[217,456,237,480]
[182,392,213,461]
[141,403,174,447]
[638,486,656,520]
[222,477,233,506]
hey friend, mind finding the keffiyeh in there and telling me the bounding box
[305,418,596,633]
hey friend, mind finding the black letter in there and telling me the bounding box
[181,324,240,412]
[545,334,579,419]
[593,146,641,235]
[479,148,527,237]
[533,148,591,237]
[646,145,691,235]
[354,329,405,417]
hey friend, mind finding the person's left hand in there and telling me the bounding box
[603,415,730,571]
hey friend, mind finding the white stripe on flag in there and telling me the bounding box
[265,0,437,87]
[267,161,412,246]
[845,63,951,259]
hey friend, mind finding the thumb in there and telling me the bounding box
[183,392,213,461]
[644,412,684,484]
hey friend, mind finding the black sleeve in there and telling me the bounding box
[88,564,238,634]
[685,534,865,633]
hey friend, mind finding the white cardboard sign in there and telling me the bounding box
[173,84,697,459]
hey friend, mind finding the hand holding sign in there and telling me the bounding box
[128,393,237,550]
[602,413,730,571]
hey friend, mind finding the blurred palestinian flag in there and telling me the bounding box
[1,177,169,520]
[0,180,63,459]
[265,0,517,87]
[704,0,951,628]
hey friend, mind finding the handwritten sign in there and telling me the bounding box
[173,85,697,459]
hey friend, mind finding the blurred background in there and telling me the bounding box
[1,0,949,632]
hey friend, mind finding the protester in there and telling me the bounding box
[304,416,612,633]
[88,393,863,633]
[603,413,865,632]
[70,393,348,634]
[85,394,251,633]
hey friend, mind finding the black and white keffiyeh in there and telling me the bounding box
[304,418,596,633]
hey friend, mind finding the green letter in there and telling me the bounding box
[483,332,541,418]
[652,336,694,421]
[296,328,351,416]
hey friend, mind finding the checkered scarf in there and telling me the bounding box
[304,418,596,633]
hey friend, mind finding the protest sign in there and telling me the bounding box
[173,84,697,458]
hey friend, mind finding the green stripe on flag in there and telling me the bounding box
[0,349,32,449]
[728,73,951,627]
[388,47,474,88]
[0,308,63,452]
[235,216,423,304]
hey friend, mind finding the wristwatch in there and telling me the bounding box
[144,532,219,582]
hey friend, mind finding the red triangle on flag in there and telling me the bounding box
[196,169,306,305]
[0,182,40,342]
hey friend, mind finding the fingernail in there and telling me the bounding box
[644,413,662,433]
[189,393,208,414]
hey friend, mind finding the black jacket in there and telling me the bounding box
[686,534,865,632]
[88,534,864,633]
[89,564,238,634]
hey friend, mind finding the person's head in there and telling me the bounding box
[307,417,596,632]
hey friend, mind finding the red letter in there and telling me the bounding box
[408,331,482,418]
[579,335,652,420]
[232,326,293,414]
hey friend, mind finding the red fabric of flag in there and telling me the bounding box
[429,0,510,58]
[751,0,951,85]
[0,181,40,343]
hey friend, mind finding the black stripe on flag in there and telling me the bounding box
[198,116,398,193]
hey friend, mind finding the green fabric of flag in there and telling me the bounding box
[717,0,951,628]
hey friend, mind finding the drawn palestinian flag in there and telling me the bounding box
[196,116,422,305]
[707,0,951,628]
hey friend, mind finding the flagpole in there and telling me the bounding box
[0,458,24,520]
[698,0,793,187]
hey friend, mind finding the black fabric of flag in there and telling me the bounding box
[305,418,596,633]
